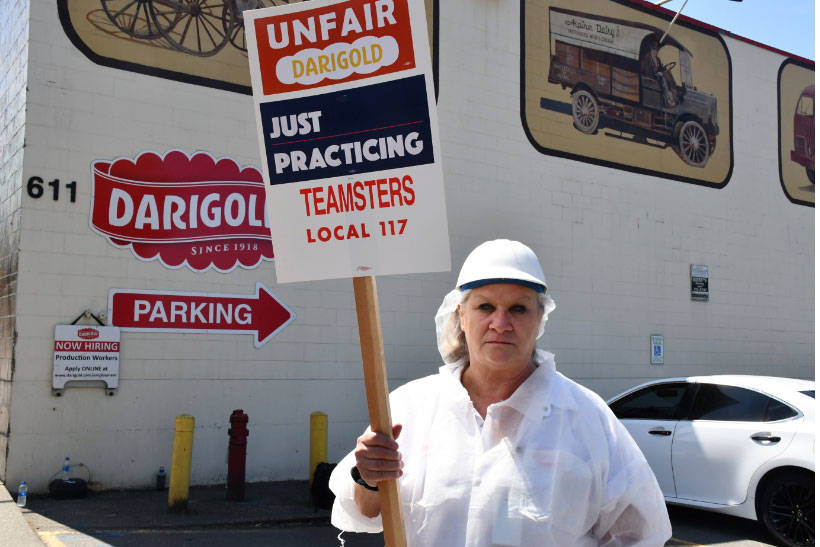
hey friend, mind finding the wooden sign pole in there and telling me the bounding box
[352,275,407,547]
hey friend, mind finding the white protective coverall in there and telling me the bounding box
[329,350,672,546]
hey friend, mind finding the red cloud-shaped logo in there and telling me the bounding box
[77,328,100,340]
[90,150,274,273]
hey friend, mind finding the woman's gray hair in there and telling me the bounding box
[434,288,556,364]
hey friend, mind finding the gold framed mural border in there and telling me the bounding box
[520,0,734,189]
[57,0,251,94]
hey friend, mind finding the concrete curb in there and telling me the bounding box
[0,482,45,546]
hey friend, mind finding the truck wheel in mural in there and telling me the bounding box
[101,0,171,39]
[674,119,710,168]
[571,89,600,134]
[546,8,719,168]
[151,0,236,57]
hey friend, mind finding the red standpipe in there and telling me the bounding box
[227,409,249,501]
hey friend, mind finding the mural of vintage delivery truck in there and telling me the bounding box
[547,7,719,168]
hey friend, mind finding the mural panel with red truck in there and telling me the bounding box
[790,85,814,183]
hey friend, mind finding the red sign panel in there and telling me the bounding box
[90,151,274,272]
[54,340,120,352]
[108,284,293,348]
[253,0,416,95]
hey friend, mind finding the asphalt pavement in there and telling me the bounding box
[17,480,338,543]
[2,479,779,547]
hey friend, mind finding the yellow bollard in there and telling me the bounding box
[309,411,328,485]
[168,414,195,512]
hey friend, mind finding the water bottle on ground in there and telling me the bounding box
[156,466,166,490]
[16,481,27,507]
[60,457,70,481]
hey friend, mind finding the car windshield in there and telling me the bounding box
[799,390,815,399]
[609,382,689,420]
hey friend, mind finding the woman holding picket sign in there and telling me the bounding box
[329,239,672,546]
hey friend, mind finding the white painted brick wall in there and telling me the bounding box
[3,0,813,491]
[0,0,29,481]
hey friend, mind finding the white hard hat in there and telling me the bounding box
[456,239,547,293]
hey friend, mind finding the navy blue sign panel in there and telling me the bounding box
[260,75,434,185]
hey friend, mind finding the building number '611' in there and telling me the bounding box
[27,176,77,202]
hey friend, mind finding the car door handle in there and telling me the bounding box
[648,429,672,436]
[751,434,781,443]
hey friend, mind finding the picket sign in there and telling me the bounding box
[244,0,450,544]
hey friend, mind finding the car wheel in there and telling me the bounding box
[758,469,814,547]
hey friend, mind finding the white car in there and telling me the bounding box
[607,375,814,547]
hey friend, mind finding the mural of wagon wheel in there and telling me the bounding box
[224,0,272,52]
[225,0,254,51]
[101,0,174,39]
[571,89,600,134]
[675,120,710,167]
[153,0,235,57]
[224,1,305,52]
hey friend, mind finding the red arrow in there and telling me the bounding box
[108,283,294,347]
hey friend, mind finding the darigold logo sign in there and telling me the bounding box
[77,328,100,340]
[90,151,274,272]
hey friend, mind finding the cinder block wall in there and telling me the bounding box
[0,0,28,481]
[4,0,813,491]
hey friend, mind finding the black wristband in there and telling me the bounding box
[350,466,379,491]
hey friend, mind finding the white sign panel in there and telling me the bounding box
[53,325,120,390]
[245,0,450,283]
